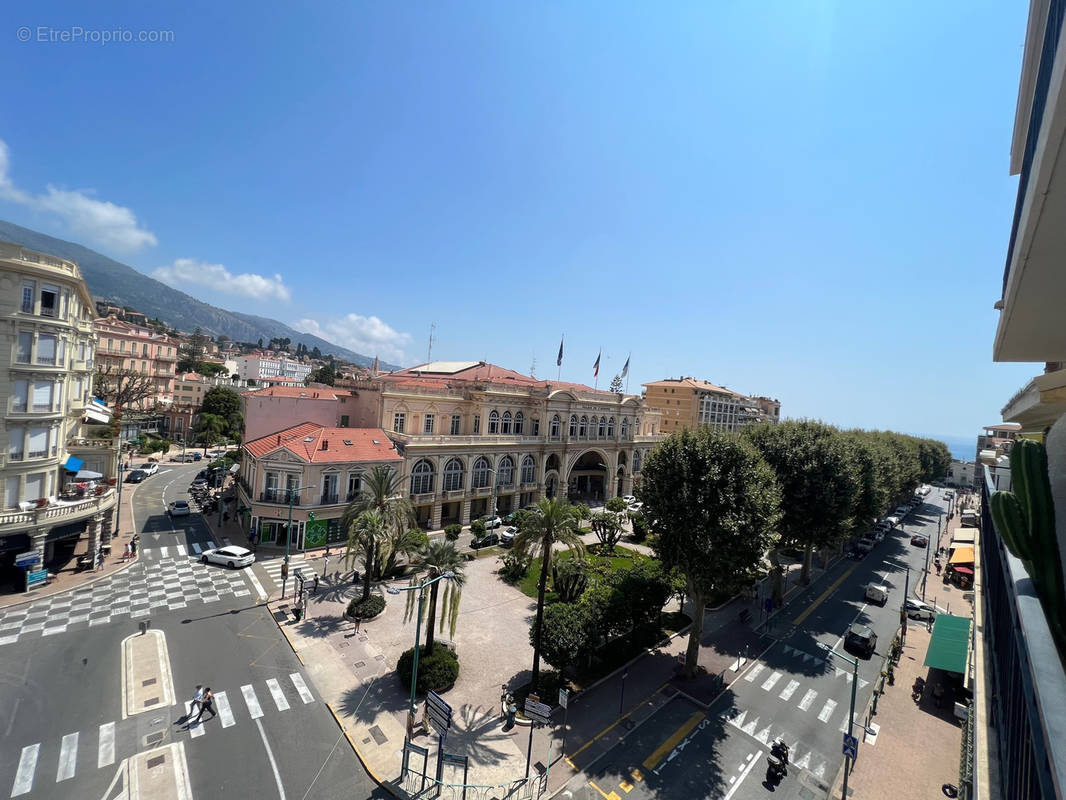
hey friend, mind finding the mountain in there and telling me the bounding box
[0,219,399,370]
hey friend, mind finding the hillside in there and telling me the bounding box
[0,219,399,370]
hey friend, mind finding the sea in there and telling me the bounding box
[933,435,975,463]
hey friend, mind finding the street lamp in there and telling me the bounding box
[883,558,911,644]
[387,572,456,740]
[281,484,316,598]
[818,642,859,800]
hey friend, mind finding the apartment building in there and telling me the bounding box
[642,377,780,434]
[0,242,117,573]
[971,423,1020,492]
[94,314,179,407]
[241,385,364,441]
[237,424,401,550]
[236,354,312,383]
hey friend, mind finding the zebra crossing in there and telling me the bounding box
[8,674,314,796]
[258,555,317,586]
[140,540,217,560]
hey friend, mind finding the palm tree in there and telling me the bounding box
[341,465,415,582]
[379,528,428,579]
[514,497,585,688]
[344,510,386,601]
[405,541,466,653]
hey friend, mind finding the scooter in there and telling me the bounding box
[765,754,787,785]
[912,676,925,703]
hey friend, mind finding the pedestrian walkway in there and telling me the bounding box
[257,554,318,588]
[7,673,315,798]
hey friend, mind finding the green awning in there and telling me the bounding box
[924,614,972,674]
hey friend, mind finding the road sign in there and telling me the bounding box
[842,733,858,759]
[426,691,452,735]
[524,697,552,724]
[558,688,569,709]
[14,550,41,567]
[26,569,48,589]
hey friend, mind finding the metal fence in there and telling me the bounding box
[397,770,548,800]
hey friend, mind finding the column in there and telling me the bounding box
[460,498,472,526]
[88,514,102,564]
[430,499,443,531]
[31,527,48,563]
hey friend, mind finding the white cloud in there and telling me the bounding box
[152,258,291,302]
[294,314,412,363]
[0,138,157,253]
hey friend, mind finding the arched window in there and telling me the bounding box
[443,458,464,491]
[488,410,500,435]
[497,456,514,486]
[569,415,578,437]
[502,411,512,435]
[514,412,524,435]
[598,416,606,437]
[472,457,491,489]
[633,450,643,472]
[521,455,536,484]
[621,418,630,439]
[608,417,615,437]
[551,415,561,437]
[579,416,588,437]
[410,460,434,495]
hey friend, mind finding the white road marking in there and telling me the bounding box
[290,672,314,704]
[255,719,287,800]
[817,699,838,723]
[184,702,205,738]
[760,671,782,692]
[176,544,187,557]
[722,748,763,800]
[244,568,267,601]
[159,546,169,558]
[794,750,811,770]
[740,715,758,736]
[798,689,817,711]
[56,732,78,782]
[778,680,800,701]
[98,722,115,768]
[743,664,765,683]
[242,684,264,719]
[266,679,290,711]
[215,691,236,728]
[813,759,827,779]
[755,726,771,744]
[11,743,39,797]
[192,543,202,554]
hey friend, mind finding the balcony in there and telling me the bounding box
[0,489,116,533]
[319,493,341,506]
[1001,367,1066,432]
[259,490,300,505]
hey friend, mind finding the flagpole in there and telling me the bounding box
[624,352,631,395]
[557,334,563,382]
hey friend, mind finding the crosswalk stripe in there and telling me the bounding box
[192,543,202,554]
[176,544,187,557]
[242,685,264,719]
[215,691,236,728]
[817,699,838,723]
[760,671,782,692]
[56,733,78,782]
[159,546,169,558]
[184,702,205,737]
[266,679,290,711]
[743,664,765,683]
[778,680,800,701]
[797,689,817,711]
[97,722,115,768]
[290,673,314,704]
[11,743,39,797]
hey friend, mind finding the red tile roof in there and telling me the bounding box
[244,424,400,464]
[241,386,341,399]
[382,361,613,396]
[643,377,738,395]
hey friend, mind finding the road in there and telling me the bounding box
[0,460,386,800]
[571,488,954,800]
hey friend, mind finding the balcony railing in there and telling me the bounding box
[259,490,300,505]
[980,465,1066,799]
[0,489,116,530]
[319,493,340,506]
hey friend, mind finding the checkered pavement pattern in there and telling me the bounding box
[0,557,250,646]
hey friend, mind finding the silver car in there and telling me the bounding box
[905,598,937,621]
[201,546,255,569]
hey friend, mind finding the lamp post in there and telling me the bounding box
[819,643,859,800]
[884,558,910,644]
[387,572,456,741]
[281,484,316,599]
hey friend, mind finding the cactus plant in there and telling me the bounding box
[990,440,1066,663]
[552,558,590,603]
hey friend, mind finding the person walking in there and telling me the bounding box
[192,688,216,723]
[187,685,204,720]
[312,575,319,595]
[503,695,517,730]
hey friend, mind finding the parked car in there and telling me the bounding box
[170,453,196,462]
[471,532,500,549]
[201,546,255,568]
[477,515,503,529]
[854,537,876,554]
[137,463,159,476]
[190,477,209,489]
[905,598,937,621]
[622,495,636,505]
[191,452,203,461]
[864,584,889,605]
[125,469,147,483]
[500,526,518,546]
[894,506,911,516]
[911,534,929,548]
[844,623,877,658]
[168,500,192,517]
[885,515,901,527]
[872,528,886,543]
[627,501,644,513]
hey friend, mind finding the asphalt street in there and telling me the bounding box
[0,459,387,800]
[572,488,956,800]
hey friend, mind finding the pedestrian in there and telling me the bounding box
[353,615,361,635]
[927,616,934,633]
[192,688,216,723]
[187,684,204,720]
[312,575,319,595]
[124,542,132,560]
[504,695,517,730]
[322,553,329,577]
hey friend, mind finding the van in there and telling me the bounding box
[864,584,889,605]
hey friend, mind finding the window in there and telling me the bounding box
[501,412,512,435]
[16,331,32,363]
[521,455,536,484]
[550,415,561,437]
[443,458,464,491]
[32,381,53,412]
[73,378,82,400]
[633,450,643,472]
[598,417,606,437]
[8,428,24,461]
[348,473,361,500]
[497,456,514,486]
[12,380,28,412]
[28,427,49,459]
[340,415,349,427]
[143,343,150,357]
[5,477,19,509]
[450,414,461,435]
[39,285,58,317]
[57,339,66,368]
[141,360,148,373]
[410,460,434,495]
[579,416,588,437]
[514,412,524,435]
[621,418,630,438]
[473,415,480,434]
[424,413,435,434]
[78,341,87,361]
[488,411,500,434]
[569,415,577,436]
[532,418,540,436]
[21,281,35,313]
[393,412,406,433]
[472,457,491,489]
[37,335,56,366]
[24,472,46,502]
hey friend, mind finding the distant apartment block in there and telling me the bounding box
[972,422,1020,492]
[94,314,180,407]
[236,354,312,383]
[946,459,975,487]
[642,377,780,434]
[240,385,373,442]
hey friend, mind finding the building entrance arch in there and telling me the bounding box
[567,450,609,504]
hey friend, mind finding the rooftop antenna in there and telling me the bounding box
[427,322,436,362]
[530,354,537,378]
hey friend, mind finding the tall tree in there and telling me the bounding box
[344,510,387,601]
[92,363,157,410]
[200,386,243,435]
[744,420,859,586]
[609,374,624,393]
[642,428,781,677]
[177,328,209,373]
[513,497,586,688]
[405,541,466,653]
[341,465,415,582]
[590,510,625,553]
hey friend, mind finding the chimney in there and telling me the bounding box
[276,434,281,446]
[321,440,328,451]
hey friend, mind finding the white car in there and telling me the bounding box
[478,515,503,529]
[168,500,192,517]
[627,501,644,513]
[905,598,937,620]
[500,526,518,546]
[201,546,255,569]
[622,495,636,505]
[885,515,901,527]
[137,462,159,476]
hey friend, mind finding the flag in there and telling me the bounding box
[556,337,564,367]
[593,350,601,378]
[620,354,630,379]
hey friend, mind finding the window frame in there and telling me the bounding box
[393,412,406,433]
[450,414,461,435]
[472,457,491,489]
[488,410,500,435]
[410,459,435,495]
[443,458,464,491]
[521,455,536,484]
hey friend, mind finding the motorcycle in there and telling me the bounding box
[765,754,787,785]
[912,676,925,703]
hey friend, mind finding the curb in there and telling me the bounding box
[269,602,307,667]
[325,702,404,798]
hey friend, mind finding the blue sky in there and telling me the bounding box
[0,0,1038,439]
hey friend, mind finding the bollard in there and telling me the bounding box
[139,619,152,635]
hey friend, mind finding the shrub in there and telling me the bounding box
[500,550,533,583]
[470,519,486,537]
[444,524,462,541]
[346,594,385,619]
[530,602,597,672]
[397,645,460,693]
[630,513,648,542]
[605,497,628,513]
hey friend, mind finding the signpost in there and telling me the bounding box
[842,733,858,760]
[425,691,452,781]
[524,695,553,780]
[559,688,570,753]
[14,550,41,568]
[26,569,48,590]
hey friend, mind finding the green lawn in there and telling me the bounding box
[516,544,648,601]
